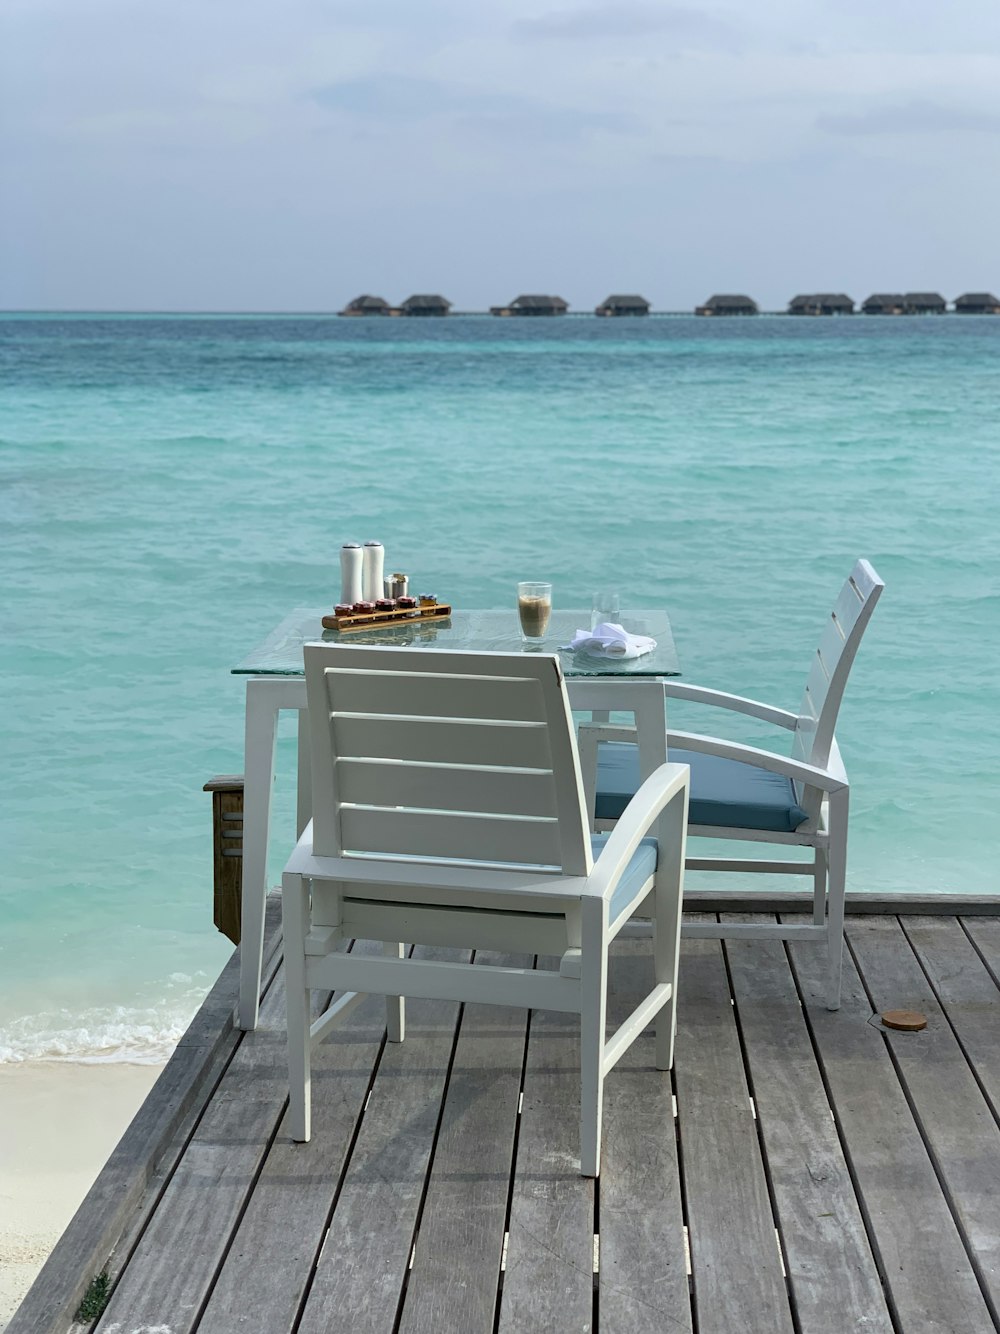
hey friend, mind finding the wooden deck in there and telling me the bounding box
[12,907,1000,1334]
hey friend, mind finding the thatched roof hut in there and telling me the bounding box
[861,294,906,315]
[954,292,1000,314]
[904,292,946,314]
[491,295,569,316]
[340,295,392,316]
[788,294,855,316]
[595,295,650,316]
[399,295,452,316]
[695,294,758,316]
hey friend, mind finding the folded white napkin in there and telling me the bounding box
[565,622,657,660]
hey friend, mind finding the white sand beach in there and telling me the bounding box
[0,1061,164,1331]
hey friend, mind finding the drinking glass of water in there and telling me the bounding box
[591,590,621,629]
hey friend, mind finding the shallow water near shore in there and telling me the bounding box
[2,313,998,1061]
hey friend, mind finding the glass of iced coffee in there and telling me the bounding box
[517,581,552,643]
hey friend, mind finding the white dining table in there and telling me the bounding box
[231,607,680,1029]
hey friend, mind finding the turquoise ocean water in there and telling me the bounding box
[2,313,997,1062]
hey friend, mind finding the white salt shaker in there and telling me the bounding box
[340,543,363,604]
[362,541,384,601]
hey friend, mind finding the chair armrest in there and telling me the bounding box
[585,762,690,902]
[827,736,847,786]
[662,681,798,730]
[667,730,848,792]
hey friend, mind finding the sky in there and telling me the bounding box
[2,0,1000,311]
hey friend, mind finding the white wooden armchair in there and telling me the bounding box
[282,645,690,1177]
[581,559,884,1010]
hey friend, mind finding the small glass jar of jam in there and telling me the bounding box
[397,595,420,617]
[375,598,396,611]
[334,603,354,617]
[418,593,438,607]
[353,600,376,614]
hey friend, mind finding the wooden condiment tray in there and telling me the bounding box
[321,603,452,633]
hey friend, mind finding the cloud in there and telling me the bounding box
[312,75,468,119]
[511,2,742,48]
[819,99,1000,136]
[311,75,634,140]
[458,105,631,144]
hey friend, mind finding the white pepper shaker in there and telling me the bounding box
[362,541,384,602]
[340,543,363,604]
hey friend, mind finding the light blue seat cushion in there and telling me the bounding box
[596,744,809,834]
[591,833,658,919]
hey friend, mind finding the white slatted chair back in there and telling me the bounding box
[304,645,593,876]
[790,559,884,813]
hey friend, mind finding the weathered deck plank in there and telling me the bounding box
[964,916,1000,978]
[790,917,997,1333]
[296,948,469,1334]
[901,914,1000,1117]
[93,973,293,1333]
[724,916,893,1334]
[598,941,691,1334]
[396,953,529,1334]
[197,986,388,1333]
[845,916,1000,1323]
[674,926,795,1334]
[498,960,595,1334]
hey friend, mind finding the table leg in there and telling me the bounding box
[296,708,312,838]
[238,677,309,1030]
[239,679,279,1030]
[568,679,667,829]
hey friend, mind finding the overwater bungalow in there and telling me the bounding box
[339,295,392,317]
[398,294,452,316]
[788,294,855,316]
[861,294,906,315]
[490,295,569,316]
[904,292,946,314]
[595,294,650,316]
[954,291,1000,314]
[695,294,759,316]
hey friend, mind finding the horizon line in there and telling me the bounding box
[1,306,994,317]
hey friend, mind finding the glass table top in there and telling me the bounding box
[233,608,680,678]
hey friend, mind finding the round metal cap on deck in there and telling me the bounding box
[881,1009,927,1031]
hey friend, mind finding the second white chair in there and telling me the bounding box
[581,559,884,1010]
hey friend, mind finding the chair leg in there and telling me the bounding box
[579,897,609,1178]
[282,872,312,1142]
[812,845,828,926]
[384,941,405,1042]
[654,785,688,1071]
[825,790,849,1011]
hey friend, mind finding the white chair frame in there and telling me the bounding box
[282,646,690,1177]
[579,559,884,1010]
